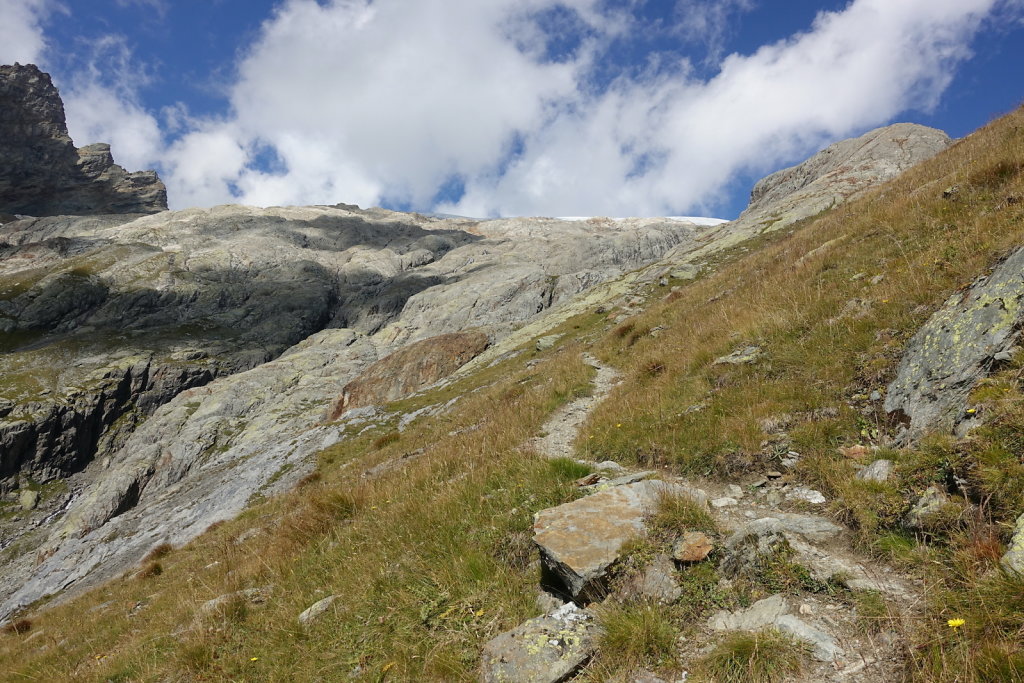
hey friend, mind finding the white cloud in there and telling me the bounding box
[673,0,756,63]
[58,34,165,171]
[114,0,168,19]
[449,0,1007,216]
[27,0,1021,215]
[0,0,57,65]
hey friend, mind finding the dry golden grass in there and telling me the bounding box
[1,107,1023,681]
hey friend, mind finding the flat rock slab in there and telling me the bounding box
[480,603,599,683]
[534,480,702,600]
[709,594,843,662]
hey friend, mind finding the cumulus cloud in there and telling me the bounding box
[25,0,1021,215]
[449,0,1008,216]
[58,35,165,171]
[0,0,58,65]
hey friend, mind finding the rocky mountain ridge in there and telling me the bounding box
[0,64,166,217]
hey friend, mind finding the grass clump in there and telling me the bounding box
[2,618,32,636]
[135,561,163,580]
[548,457,593,482]
[698,630,808,683]
[593,600,678,671]
[648,489,718,537]
[852,589,892,634]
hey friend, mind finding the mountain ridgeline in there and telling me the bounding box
[3,62,1024,683]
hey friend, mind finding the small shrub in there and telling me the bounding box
[373,431,400,449]
[296,471,322,488]
[698,630,808,683]
[613,320,636,338]
[143,542,173,563]
[2,618,31,635]
[641,360,666,377]
[968,160,1023,189]
[136,561,163,579]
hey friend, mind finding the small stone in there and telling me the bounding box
[994,350,1014,362]
[869,390,882,401]
[856,459,894,483]
[199,585,275,616]
[774,614,844,661]
[870,274,885,285]
[750,478,768,488]
[298,595,339,626]
[714,345,764,366]
[726,484,744,499]
[575,473,602,487]
[535,591,567,614]
[766,470,783,479]
[593,460,626,472]
[18,489,39,511]
[903,485,949,530]
[784,486,826,505]
[637,555,683,603]
[799,603,813,616]
[711,497,738,508]
[709,594,790,630]
[589,471,657,488]
[535,334,561,352]
[839,444,868,460]
[659,277,669,287]
[673,532,714,563]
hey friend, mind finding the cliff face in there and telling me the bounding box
[0,64,167,217]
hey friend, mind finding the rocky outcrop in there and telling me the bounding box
[0,64,166,216]
[461,123,953,374]
[0,206,700,619]
[0,356,216,492]
[884,246,1024,443]
[743,123,952,232]
[532,480,707,601]
[326,330,490,420]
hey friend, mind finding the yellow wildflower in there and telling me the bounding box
[250,657,259,662]
[948,618,965,629]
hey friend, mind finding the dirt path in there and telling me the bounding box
[529,353,620,459]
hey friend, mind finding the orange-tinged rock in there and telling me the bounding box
[327,331,488,420]
[673,531,714,563]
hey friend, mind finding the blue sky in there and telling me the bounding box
[2,0,1023,218]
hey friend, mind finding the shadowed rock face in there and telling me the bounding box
[0,64,167,216]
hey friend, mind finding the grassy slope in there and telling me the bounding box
[1,106,1023,681]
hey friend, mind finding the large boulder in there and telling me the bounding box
[885,246,1024,443]
[533,480,705,601]
[0,63,167,216]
